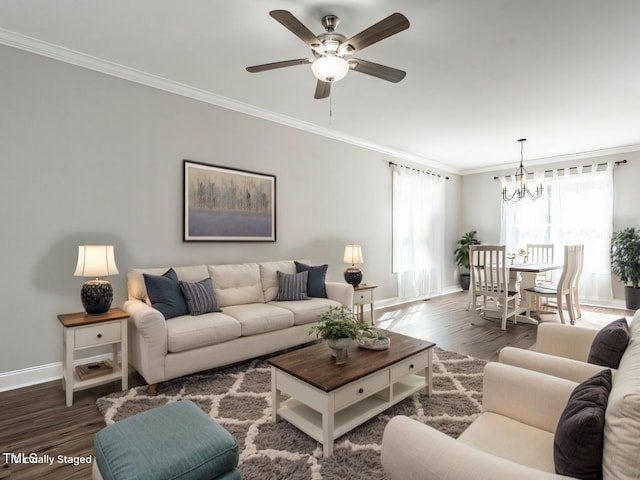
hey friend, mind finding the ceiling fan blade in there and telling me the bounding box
[339,12,409,54]
[314,80,331,99]
[246,58,312,73]
[270,10,324,52]
[348,58,406,83]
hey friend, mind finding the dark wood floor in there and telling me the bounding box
[0,291,630,479]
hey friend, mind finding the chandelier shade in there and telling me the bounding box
[502,138,543,204]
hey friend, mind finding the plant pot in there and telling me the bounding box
[459,273,471,291]
[624,286,640,310]
[327,338,352,365]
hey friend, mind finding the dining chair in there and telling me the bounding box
[526,243,554,284]
[570,244,584,320]
[524,245,580,325]
[469,245,519,330]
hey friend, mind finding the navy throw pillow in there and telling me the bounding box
[179,278,221,315]
[295,261,328,298]
[275,271,309,301]
[587,317,630,369]
[554,369,612,479]
[143,268,189,320]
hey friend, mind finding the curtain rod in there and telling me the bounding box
[493,159,627,180]
[388,161,450,180]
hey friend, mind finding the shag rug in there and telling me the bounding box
[97,348,486,480]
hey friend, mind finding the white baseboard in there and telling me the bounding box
[0,352,114,393]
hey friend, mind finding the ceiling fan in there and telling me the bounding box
[246,10,410,99]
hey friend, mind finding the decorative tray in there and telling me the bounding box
[358,336,391,350]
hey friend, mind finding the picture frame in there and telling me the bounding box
[183,160,276,242]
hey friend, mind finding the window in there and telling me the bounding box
[392,165,445,299]
[500,164,614,302]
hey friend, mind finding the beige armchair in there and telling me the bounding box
[381,362,577,479]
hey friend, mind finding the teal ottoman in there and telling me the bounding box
[93,401,240,480]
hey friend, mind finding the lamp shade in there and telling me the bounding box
[343,244,363,264]
[312,55,350,83]
[74,245,119,278]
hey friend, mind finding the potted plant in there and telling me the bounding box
[309,306,372,364]
[454,231,480,290]
[611,227,640,310]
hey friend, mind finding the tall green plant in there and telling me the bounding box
[454,231,480,269]
[611,227,640,288]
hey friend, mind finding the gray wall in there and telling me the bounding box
[0,45,461,376]
[461,151,640,299]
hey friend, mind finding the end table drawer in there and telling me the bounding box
[353,289,374,304]
[390,351,430,382]
[334,369,389,410]
[75,322,121,348]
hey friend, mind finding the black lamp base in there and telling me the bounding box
[344,267,363,287]
[81,279,113,315]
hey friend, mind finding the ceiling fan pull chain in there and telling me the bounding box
[329,86,333,124]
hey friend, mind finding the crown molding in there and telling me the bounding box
[461,143,640,176]
[0,28,459,176]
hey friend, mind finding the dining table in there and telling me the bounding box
[508,262,563,324]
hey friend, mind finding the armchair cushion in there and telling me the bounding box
[143,268,189,320]
[587,317,629,369]
[554,369,612,479]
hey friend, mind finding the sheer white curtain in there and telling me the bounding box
[392,165,445,299]
[500,164,614,302]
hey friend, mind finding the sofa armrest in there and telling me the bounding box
[535,323,598,362]
[123,299,168,385]
[483,362,577,433]
[381,415,568,480]
[325,282,354,308]
[500,346,613,384]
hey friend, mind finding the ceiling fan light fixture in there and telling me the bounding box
[311,55,349,82]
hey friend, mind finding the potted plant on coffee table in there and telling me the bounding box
[611,227,640,310]
[309,306,371,365]
[454,231,480,290]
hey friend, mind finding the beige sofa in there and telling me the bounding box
[381,310,640,479]
[124,260,353,393]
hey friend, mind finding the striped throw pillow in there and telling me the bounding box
[275,271,310,301]
[179,277,221,315]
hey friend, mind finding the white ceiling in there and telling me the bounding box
[2,0,640,174]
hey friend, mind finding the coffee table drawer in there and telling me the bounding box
[390,351,430,381]
[334,369,389,410]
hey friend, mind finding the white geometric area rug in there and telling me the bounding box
[97,348,485,480]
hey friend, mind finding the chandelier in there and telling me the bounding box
[502,138,543,204]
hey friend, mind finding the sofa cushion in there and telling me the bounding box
[275,271,310,301]
[221,304,294,336]
[179,278,222,316]
[270,298,341,325]
[603,312,640,480]
[166,312,241,353]
[259,260,297,302]
[554,369,612,479]
[143,268,189,320]
[208,263,264,307]
[295,261,328,298]
[587,317,629,369]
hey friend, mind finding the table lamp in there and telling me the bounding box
[74,245,119,315]
[343,244,363,287]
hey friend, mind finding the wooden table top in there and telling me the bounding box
[268,330,435,392]
[57,308,128,328]
[508,263,563,273]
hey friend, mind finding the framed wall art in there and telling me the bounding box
[183,160,276,242]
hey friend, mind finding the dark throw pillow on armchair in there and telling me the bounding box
[587,317,630,369]
[554,368,612,480]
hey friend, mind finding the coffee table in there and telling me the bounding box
[267,330,435,456]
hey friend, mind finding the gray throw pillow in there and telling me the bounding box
[275,271,310,301]
[143,268,189,320]
[554,369,612,479]
[587,317,629,369]
[295,261,328,298]
[179,278,221,315]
